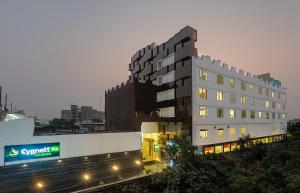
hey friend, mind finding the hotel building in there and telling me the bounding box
[105,26,287,160]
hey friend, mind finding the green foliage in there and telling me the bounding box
[121,128,300,193]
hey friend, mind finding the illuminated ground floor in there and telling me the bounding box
[202,134,287,154]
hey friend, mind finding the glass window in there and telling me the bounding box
[266,112,270,119]
[258,87,263,95]
[258,111,262,119]
[241,110,247,119]
[199,129,208,138]
[199,88,207,99]
[250,98,255,106]
[271,91,274,98]
[217,128,224,137]
[204,146,214,154]
[283,104,286,110]
[251,111,255,119]
[278,113,281,119]
[199,69,208,80]
[229,109,235,119]
[277,103,281,110]
[216,91,224,101]
[199,106,208,118]
[283,114,286,119]
[230,128,236,137]
[282,94,285,100]
[217,108,224,118]
[272,113,275,119]
[229,78,235,88]
[240,128,247,136]
[215,145,223,154]
[230,94,236,103]
[266,100,270,108]
[272,102,276,109]
[217,74,224,85]
[265,88,269,97]
[241,81,247,91]
[241,96,247,105]
[258,100,263,108]
[250,84,255,92]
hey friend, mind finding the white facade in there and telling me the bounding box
[0,118,141,166]
[192,56,287,148]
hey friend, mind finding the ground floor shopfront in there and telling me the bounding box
[202,134,287,154]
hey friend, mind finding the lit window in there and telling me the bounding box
[250,84,255,92]
[266,100,270,108]
[229,109,235,119]
[265,89,269,97]
[251,111,255,119]
[258,100,263,108]
[240,128,247,136]
[159,107,175,117]
[241,110,247,119]
[282,94,285,100]
[283,114,286,119]
[258,87,263,95]
[230,94,236,103]
[216,91,224,101]
[199,129,208,138]
[241,81,247,91]
[229,78,235,88]
[258,111,262,119]
[266,112,270,119]
[230,128,236,137]
[217,128,224,137]
[217,74,224,85]
[199,106,208,118]
[271,91,274,98]
[199,69,208,80]
[241,96,247,105]
[217,108,224,118]
[215,145,223,154]
[199,88,207,99]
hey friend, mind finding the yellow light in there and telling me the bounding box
[155,157,160,162]
[36,182,44,189]
[82,174,90,181]
[135,160,141,166]
[84,156,88,160]
[112,165,119,171]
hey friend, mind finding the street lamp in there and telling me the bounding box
[112,165,119,171]
[82,173,90,181]
[35,181,45,192]
[135,160,141,166]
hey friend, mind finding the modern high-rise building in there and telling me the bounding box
[105,26,287,160]
[61,105,104,122]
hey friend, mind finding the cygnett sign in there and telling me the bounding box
[4,143,60,163]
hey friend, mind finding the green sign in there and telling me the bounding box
[154,145,160,152]
[4,142,60,163]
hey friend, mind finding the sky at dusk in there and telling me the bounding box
[0,0,299,119]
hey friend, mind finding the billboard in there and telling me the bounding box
[4,142,60,163]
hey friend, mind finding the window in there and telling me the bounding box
[258,100,263,108]
[250,84,255,92]
[278,113,281,119]
[159,107,175,117]
[217,108,224,118]
[258,111,262,119]
[229,109,235,119]
[157,89,175,102]
[272,113,275,119]
[199,129,208,138]
[251,111,255,119]
[283,104,286,110]
[265,100,270,108]
[216,91,224,101]
[277,103,281,110]
[217,74,224,85]
[278,92,281,100]
[199,69,208,80]
[282,94,285,100]
[241,110,247,119]
[199,88,207,99]
[272,102,276,109]
[271,91,275,98]
[229,78,235,88]
[265,88,270,97]
[230,128,236,137]
[199,106,208,118]
[240,128,247,136]
[230,94,236,103]
[241,96,247,105]
[157,71,174,85]
[217,128,224,137]
[283,113,286,119]
[250,98,255,106]
[266,112,270,119]
[258,87,263,95]
[157,53,174,70]
[241,81,247,91]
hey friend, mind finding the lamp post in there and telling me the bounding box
[82,173,91,189]
[35,181,45,193]
[112,165,119,180]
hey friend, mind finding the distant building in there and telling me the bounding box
[288,119,300,127]
[61,105,104,122]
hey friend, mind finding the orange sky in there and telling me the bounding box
[0,0,299,119]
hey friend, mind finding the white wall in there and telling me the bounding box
[192,56,287,147]
[0,118,141,166]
